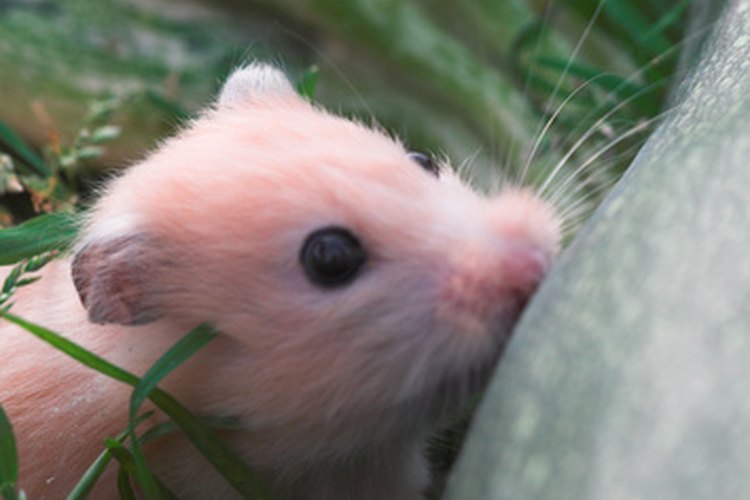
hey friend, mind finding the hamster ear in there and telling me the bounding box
[217,63,297,108]
[71,235,162,326]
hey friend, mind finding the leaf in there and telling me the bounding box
[75,146,105,161]
[144,376,269,498]
[105,439,178,500]
[1,267,22,295]
[639,0,693,50]
[0,121,50,179]
[116,467,136,500]
[90,125,121,144]
[130,326,218,419]
[137,417,242,450]
[295,65,320,100]
[0,213,80,265]
[0,313,269,498]
[0,406,19,500]
[66,412,155,500]
[107,441,137,500]
[603,0,671,55]
[127,325,218,499]
[9,277,40,288]
[534,56,659,114]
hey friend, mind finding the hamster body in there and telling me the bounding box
[0,64,560,499]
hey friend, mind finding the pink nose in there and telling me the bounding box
[438,240,551,328]
[499,242,550,296]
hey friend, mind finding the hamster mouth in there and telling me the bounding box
[431,334,509,419]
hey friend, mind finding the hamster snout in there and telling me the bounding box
[440,241,549,317]
[431,189,559,384]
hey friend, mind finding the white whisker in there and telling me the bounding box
[548,135,649,209]
[512,0,607,185]
[537,80,668,197]
[548,108,673,206]
[519,74,611,185]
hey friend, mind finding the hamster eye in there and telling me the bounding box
[300,227,367,287]
[407,151,439,177]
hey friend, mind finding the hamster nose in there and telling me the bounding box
[499,242,551,296]
[486,189,562,265]
[438,240,551,329]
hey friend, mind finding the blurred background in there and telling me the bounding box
[0,0,717,228]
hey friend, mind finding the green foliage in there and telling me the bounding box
[0,96,119,221]
[0,313,270,498]
[0,121,50,179]
[0,213,79,265]
[296,64,320,100]
[0,251,58,310]
[66,411,155,500]
[127,325,220,498]
[0,406,20,500]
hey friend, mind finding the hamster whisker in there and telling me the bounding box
[551,107,674,205]
[551,151,631,223]
[549,139,647,214]
[557,175,620,232]
[545,20,716,171]
[524,18,716,205]
[536,80,669,198]
[511,0,607,184]
[517,74,612,187]
[456,148,484,186]
[549,129,652,214]
[501,0,555,177]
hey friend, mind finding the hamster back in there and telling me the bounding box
[0,63,561,499]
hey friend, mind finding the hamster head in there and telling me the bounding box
[71,63,560,464]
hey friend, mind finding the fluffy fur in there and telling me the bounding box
[0,64,560,499]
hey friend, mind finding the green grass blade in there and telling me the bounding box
[0,213,80,265]
[116,468,136,500]
[105,440,178,500]
[66,411,155,500]
[130,325,218,416]
[0,312,269,498]
[128,324,218,499]
[1,252,58,310]
[139,416,243,446]
[0,406,19,500]
[0,312,140,385]
[66,446,116,500]
[0,121,50,178]
[639,0,693,50]
[145,390,268,498]
[295,64,320,100]
[1,267,22,295]
[107,441,137,500]
[535,57,642,95]
[603,0,671,55]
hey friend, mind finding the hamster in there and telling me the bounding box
[0,63,561,499]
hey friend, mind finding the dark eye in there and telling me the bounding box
[408,151,439,177]
[300,227,367,287]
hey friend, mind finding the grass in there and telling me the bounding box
[0,313,269,499]
[0,0,706,497]
[0,406,21,500]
